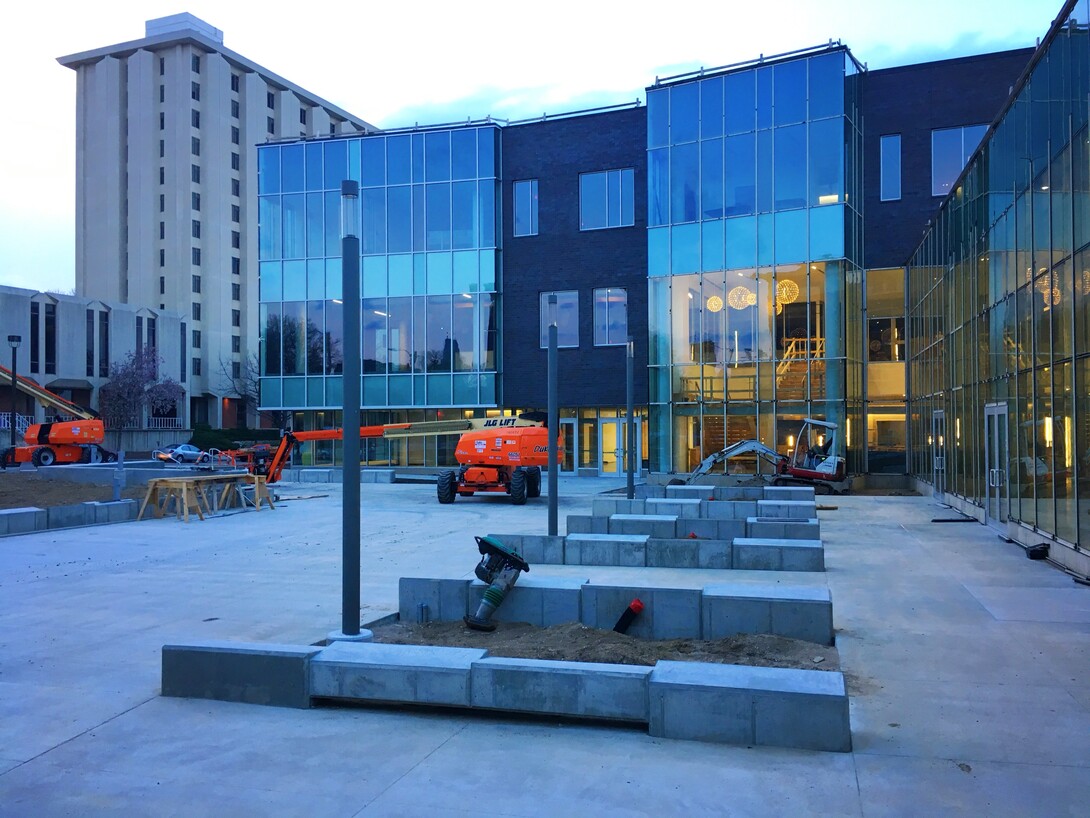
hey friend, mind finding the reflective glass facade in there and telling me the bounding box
[907,2,1090,555]
[646,48,864,473]
[257,126,501,412]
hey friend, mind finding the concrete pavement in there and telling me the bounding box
[1,477,1088,815]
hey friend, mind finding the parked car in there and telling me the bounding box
[154,443,209,464]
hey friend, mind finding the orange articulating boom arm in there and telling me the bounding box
[0,364,97,420]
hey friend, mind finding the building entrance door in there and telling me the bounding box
[984,403,1009,529]
[932,409,946,500]
[599,418,640,477]
[559,418,576,474]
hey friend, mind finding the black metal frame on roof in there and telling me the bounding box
[649,40,865,89]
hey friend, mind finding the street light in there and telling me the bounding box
[547,294,558,536]
[333,179,367,642]
[7,335,21,452]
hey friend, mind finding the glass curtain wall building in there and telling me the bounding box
[257,125,501,465]
[646,46,864,474]
[907,0,1090,575]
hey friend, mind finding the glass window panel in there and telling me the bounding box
[451,129,477,180]
[363,256,387,298]
[387,296,412,373]
[425,295,452,371]
[259,196,281,260]
[258,147,280,194]
[362,138,385,187]
[283,378,305,407]
[323,141,347,190]
[388,254,413,297]
[880,134,901,201]
[452,295,477,370]
[649,148,670,226]
[362,297,387,373]
[963,124,987,164]
[411,133,425,182]
[326,258,342,301]
[810,117,844,206]
[725,70,755,135]
[649,227,670,277]
[932,127,966,197]
[621,168,634,226]
[757,212,774,267]
[702,220,724,272]
[477,127,496,177]
[774,124,807,209]
[453,374,478,404]
[581,172,607,230]
[282,194,305,258]
[757,129,773,213]
[282,301,306,375]
[480,251,496,291]
[453,251,477,294]
[810,204,845,260]
[387,186,412,253]
[281,144,304,192]
[307,377,324,407]
[307,259,325,300]
[307,301,325,375]
[539,291,579,348]
[725,215,756,269]
[426,183,451,251]
[700,76,723,138]
[593,287,628,346]
[808,52,844,120]
[701,138,724,220]
[671,143,699,223]
[648,88,669,148]
[514,179,538,236]
[774,59,807,126]
[260,377,281,406]
[283,260,306,301]
[425,131,451,182]
[478,181,496,247]
[412,185,426,251]
[724,132,755,217]
[262,304,280,375]
[305,143,323,191]
[260,261,282,301]
[306,193,324,256]
[414,254,427,294]
[479,293,497,370]
[670,82,699,144]
[324,191,341,256]
[756,66,773,130]
[326,376,342,404]
[387,135,411,185]
[348,140,361,184]
[325,299,343,373]
[671,223,700,273]
[452,181,478,250]
[362,376,385,407]
[362,187,386,255]
[427,252,452,294]
[774,209,807,264]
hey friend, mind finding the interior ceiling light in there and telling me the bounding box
[776,280,800,304]
[706,295,724,313]
[727,286,752,310]
[745,291,757,307]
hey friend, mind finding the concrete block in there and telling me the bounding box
[161,641,320,708]
[697,539,734,569]
[704,500,757,520]
[648,661,850,751]
[299,469,334,483]
[646,538,701,569]
[609,514,678,538]
[592,497,644,517]
[756,500,818,519]
[702,584,834,644]
[0,507,46,536]
[361,469,395,484]
[398,577,469,623]
[713,519,747,541]
[678,518,721,540]
[541,535,565,564]
[732,538,825,572]
[566,515,594,534]
[47,504,90,530]
[715,487,765,500]
[93,499,138,523]
[467,575,585,626]
[565,533,648,567]
[763,486,815,502]
[646,498,703,519]
[664,484,716,500]
[310,641,486,707]
[746,517,820,539]
[582,585,701,639]
[471,657,652,722]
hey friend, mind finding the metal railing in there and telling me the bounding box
[0,412,32,435]
[145,417,184,430]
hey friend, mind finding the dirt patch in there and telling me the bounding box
[0,470,146,510]
[370,620,838,671]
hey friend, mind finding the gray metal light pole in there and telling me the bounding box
[547,294,558,536]
[7,335,21,452]
[338,181,363,639]
[626,335,635,499]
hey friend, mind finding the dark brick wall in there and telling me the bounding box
[500,107,648,409]
[862,48,1033,269]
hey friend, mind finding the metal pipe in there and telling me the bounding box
[341,181,361,637]
[547,294,558,536]
[626,335,635,499]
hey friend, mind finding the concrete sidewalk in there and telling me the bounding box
[1,479,1088,816]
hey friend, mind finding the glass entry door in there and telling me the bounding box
[599,418,641,476]
[984,403,1009,529]
[559,418,576,474]
[932,409,946,500]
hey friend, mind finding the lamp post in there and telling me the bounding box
[547,294,558,536]
[626,335,635,500]
[334,180,366,641]
[7,335,21,452]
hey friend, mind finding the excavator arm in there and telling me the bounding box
[685,439,786,484]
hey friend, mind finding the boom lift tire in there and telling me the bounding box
[437,470,457,504]
[508,468,528,505]
[526,466,541,498]
[32,447,56,467]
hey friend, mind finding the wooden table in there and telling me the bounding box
[137,473,275,522]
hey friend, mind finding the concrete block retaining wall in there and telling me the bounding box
[399,576,834,645]
[0,500,138,537]
[637,485,815,502]
[163,636,850,751]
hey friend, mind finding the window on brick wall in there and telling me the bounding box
[232,257,241,275]
[191,247,201,266]
[231,73,240,93]
[192,357,201,376]
[191,136,200,156]
[160,276,165,295]
[267,116,275,134]
[299,108,307,125]
[159,57,165,76]
[232,178,240,197]
[232,335,241,353]
[159,249,165,267]
[513,179,538,237]
[160,84,164,103]
[232,309,240,327]
[579,168,634,230]
[191,81,200,101]
[192,164,200,183]
[159,166,165,185]
[232,204,240,222]
[191,109,200,128]
[192,302,201,321]
[159,139,165,158]
[191,219,200,239]
[539,290,579,348]
[232,230,240,249]
[232,361,241,379]
[192,192,201,211]
[159,111,165,130]
[232,283,240,300]
[231,152,240,171]
[192,329,201,349]
[231,99,239,118]
[191,274,201,293]
[191,53,200,73]
[231,126,239,145]
[267,91,275,108]
[159,221,165,240]
[593,288,628,346]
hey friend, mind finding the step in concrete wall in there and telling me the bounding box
[161,639,851,751]
[0,500,138,537]
[399,576,834,644]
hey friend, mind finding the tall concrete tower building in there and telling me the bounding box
[58,13,374,426]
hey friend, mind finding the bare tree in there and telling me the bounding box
[216,352,290,431]
[98,347,185,449]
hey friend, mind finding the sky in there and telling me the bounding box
[0,0,1060,295]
